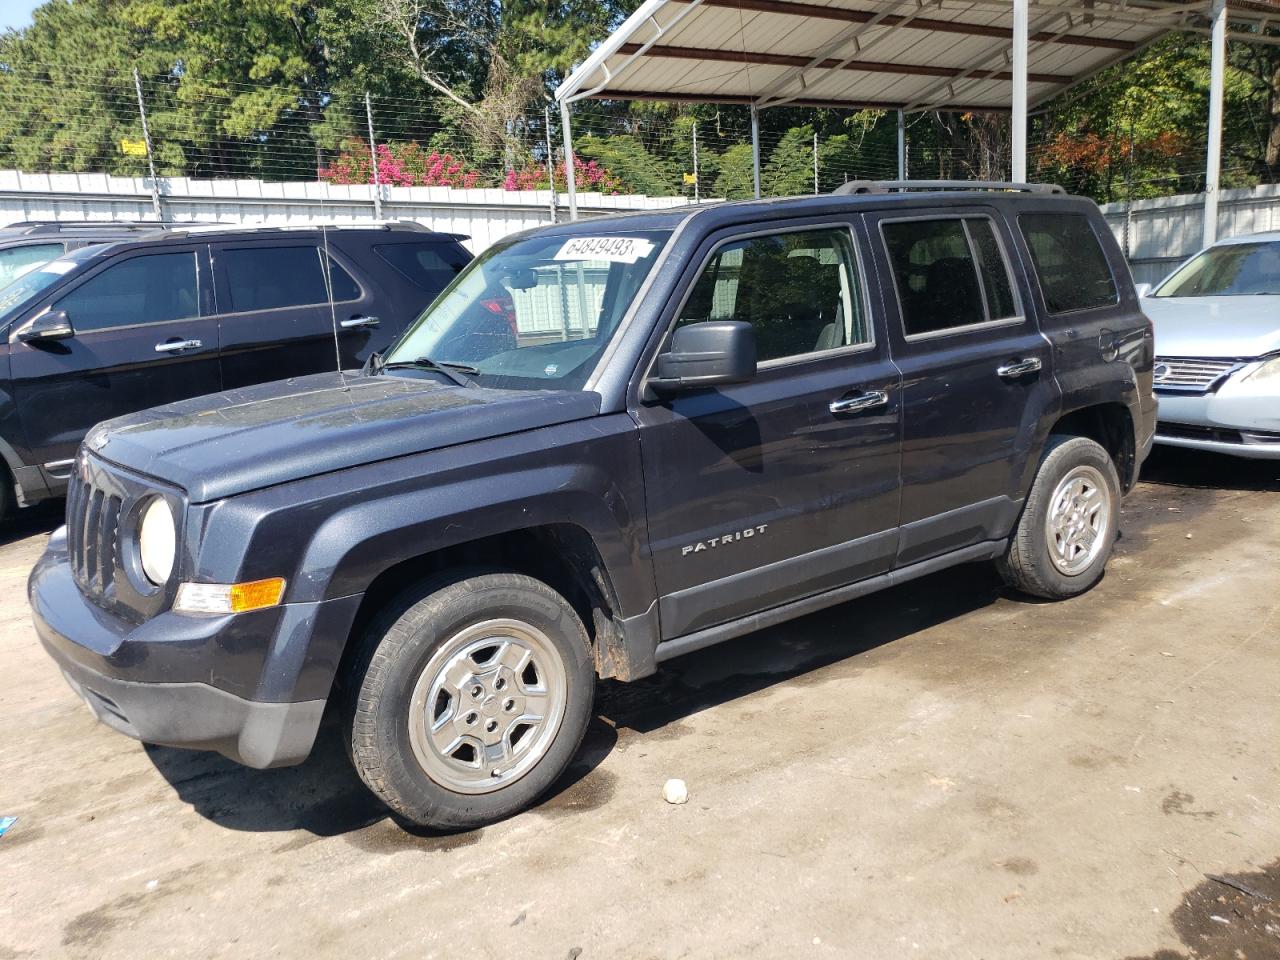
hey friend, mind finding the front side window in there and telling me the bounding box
[676,228,868,363]
[220,246,360,312]
[383,229,670,391]
[56,252,198,332]
[1019,213,1118,312]
[1155,241,1280,297]
[0,243,64,289]
[882,217,1019,336]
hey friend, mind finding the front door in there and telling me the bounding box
[9,247,221,469]
[633,222,903,640]
[865,208,1057,566]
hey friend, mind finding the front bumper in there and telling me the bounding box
[29,527,362,768]
[1156,386,1280,460]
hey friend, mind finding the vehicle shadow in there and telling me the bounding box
[0,500,63,548]
[1140,445,1280,492]
[146,561,1006,839]
[596,561,1004,736]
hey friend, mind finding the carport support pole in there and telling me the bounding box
[897,110,906,179]
[750,104,762,199]
[560,100,579,221]
[1011,0,1028,183]
[1203,0,1227,247]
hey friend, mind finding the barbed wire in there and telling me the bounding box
[0,66,1266,202]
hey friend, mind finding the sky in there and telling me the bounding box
[0,0,43,33]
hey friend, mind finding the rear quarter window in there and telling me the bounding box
[1019,213,1118,313]
[375,242,469,293]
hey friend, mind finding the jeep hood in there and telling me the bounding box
[1142,295,1280,359]
[85,372,602,503]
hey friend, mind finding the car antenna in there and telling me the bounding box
[317,202,348,391]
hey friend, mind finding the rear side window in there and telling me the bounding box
[56,252,198,332]
[881,217,1018,337]
[220,246,360,312]
[375,242,468,292]
[677,228,869,363]
[1019,213,1117,313]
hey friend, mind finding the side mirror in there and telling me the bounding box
[16,309,73,343]
[1133,282,1153,299]
[649,321,756,396]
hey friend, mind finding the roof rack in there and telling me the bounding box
[1,220,198,235]
[831,180,1065,196]
[164,219,430,237]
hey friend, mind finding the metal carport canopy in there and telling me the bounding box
[554,0,1280,244]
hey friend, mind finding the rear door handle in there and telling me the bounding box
[154,339,202,353]
[997,358,1042,379]
[340,315,380,329]
[829,390,889,416]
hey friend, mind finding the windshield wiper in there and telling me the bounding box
[380,356,480,388]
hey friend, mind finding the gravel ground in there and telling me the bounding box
[1,446,1278,960]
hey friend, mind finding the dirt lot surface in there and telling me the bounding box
[2,447,1278,960]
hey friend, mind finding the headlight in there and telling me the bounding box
[1243,355,1280,384]
[138,497,176,585]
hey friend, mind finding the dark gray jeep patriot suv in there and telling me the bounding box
[30,182,1157,829]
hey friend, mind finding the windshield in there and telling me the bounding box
[1156,241,1280,297]
[0,254,90,326]
[382,229,670,391]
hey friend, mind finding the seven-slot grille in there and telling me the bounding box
[1152,357,1241,393]
[66,469,123,599]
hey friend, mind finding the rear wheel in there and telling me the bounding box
[997,435,1121,600]
[342,571,594,830]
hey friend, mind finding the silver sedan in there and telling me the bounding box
[1140,231,1280,459]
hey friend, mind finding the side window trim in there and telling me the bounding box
[877,211,1026,343]
[658,221,876,375]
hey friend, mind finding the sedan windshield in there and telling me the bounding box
[1156,241,1280,297]
[382,229,670,391]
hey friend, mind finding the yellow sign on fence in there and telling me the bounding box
[119,138,148,158]
[682,172,697,186]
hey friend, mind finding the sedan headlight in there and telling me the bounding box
[1243,355,1280,384]
[138,497,176,585]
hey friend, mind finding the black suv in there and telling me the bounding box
[0,222,470,518]
[29,183,1156,829]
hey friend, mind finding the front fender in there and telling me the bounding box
[191,414,655,619]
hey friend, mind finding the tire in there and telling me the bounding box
[342,571,595,830]
[997,435,1122,600]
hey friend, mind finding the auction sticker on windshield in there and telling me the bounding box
[554,237,656,264]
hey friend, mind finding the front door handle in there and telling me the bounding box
[829,390,889,416]
[154,339,202,353]
[997,358,1042,379]
[340,315,380,330]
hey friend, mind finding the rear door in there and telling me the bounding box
[633,220,903,639]
[864,207,1056,566]
[211,240,382,388]
[8,245,220,467]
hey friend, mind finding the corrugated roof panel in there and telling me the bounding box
[561,0,1250,110]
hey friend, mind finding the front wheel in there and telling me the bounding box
[997,435,1122,600]
[342,571,595,830]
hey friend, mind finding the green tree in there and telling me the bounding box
[575,134,678,195]
[763,125,816,196]
[712,142,756,200]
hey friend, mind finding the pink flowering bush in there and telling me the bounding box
[502,156,622,194]
[320,139,481,188]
